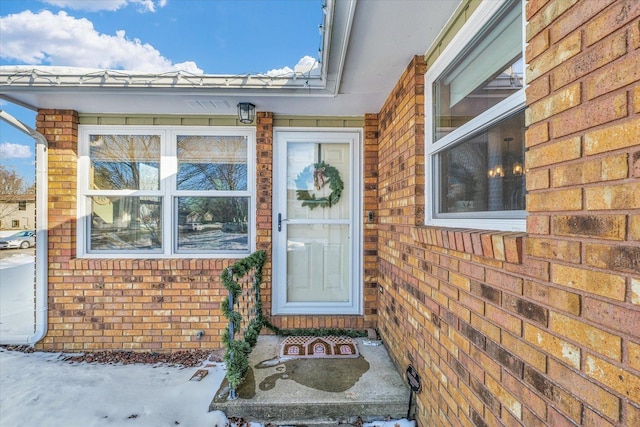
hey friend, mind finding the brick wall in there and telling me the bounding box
[259,114,377,331]
[523,1,640,425]
[375,1,640,426]
[36,110,374,351]
[36,110,270,351]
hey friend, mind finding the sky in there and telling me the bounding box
[0,0,325,187]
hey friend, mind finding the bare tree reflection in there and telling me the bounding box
[90,135,160,190]
[177,136,247,191]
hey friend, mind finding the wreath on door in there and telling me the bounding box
[295,161,344,209]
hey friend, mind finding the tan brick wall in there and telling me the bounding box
[523,1,640,425]
[37,110,373,351]
[376,2,640,426]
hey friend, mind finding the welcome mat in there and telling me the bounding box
[279,336,359,359]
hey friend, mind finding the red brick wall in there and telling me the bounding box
[260,115,377,331]
[376,1,640,425]
[36,110,374,351]
[36,110,261,351]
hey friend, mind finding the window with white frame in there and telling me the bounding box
[77,126,255,257]
[425,0,526,231]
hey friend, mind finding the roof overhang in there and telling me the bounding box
[0,0,462,117]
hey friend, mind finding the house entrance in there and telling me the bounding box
[272,130,361,315]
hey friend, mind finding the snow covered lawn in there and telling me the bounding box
[0,347,231,427]
[0,348,416,427]
[0,253,35,337]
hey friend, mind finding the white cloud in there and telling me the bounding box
[40,0,166,13]
[265,66,294,78]
[0,143,32,159]
[266,56,320,78]
[295,56,321,76]
[0,10,202,73]
[172,61,203,75]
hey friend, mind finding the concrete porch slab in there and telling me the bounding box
[210,335,411,426]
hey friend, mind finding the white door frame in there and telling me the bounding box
[272,128,362,315]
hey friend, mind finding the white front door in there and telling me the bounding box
[273,130,361,315]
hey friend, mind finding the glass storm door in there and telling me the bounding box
[273,131,361,315]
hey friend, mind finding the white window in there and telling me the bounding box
[77,126,256,258]
[425,0,526,231]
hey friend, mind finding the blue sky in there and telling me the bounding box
[0,0,323,186]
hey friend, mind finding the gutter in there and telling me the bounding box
[0,109,48,346]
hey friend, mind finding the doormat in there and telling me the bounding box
[279,336,359,359]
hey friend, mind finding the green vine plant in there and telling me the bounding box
[295,161,344,209]
[221,250,267,396]
[221,249,366,398]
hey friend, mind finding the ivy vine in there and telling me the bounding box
[220,249,367,396]
[221,250,267,392]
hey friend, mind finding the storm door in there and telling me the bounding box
[273,130,361,315]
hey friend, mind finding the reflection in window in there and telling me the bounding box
[433,3,523,142]
[90,196,162,251]
[426,0,526,228]
[177,135,248,191]
[80,127,254,256]
[90,135,160,190]
[176,197,249,251]
[438,112,525,214]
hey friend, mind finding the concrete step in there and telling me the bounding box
[210,336,411,426]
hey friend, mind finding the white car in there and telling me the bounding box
[0,231,36,249]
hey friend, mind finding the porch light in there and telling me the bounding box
[237,102,256,124]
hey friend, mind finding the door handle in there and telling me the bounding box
[277,213,289,232]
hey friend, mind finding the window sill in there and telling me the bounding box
[69,254,245,270]
[411,226,524,264]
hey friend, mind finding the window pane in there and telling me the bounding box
[286,142,350,220]
[89,135,160,190]
[438,111,525,214]
[433,2,523,142]
[90,196,162,250]
[176,196,249,251]
[177,135,248,191]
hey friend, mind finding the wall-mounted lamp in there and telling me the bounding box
[237,102,255,124]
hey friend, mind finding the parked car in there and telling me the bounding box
[186,222,204,231]
[0,231,35,249]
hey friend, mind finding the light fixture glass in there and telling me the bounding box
[237,102,255,124]
[512,161,523,176]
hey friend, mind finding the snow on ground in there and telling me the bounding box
[0,347,229,427]
[0,238,415,427]
[0,348,416,427]
[0,253,35,337]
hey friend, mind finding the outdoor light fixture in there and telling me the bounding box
[237,102,255,124]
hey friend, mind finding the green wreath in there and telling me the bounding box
[295,161,344,209]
